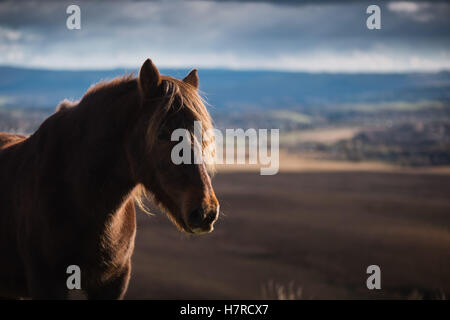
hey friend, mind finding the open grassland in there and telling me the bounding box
[280,127,361,146]
[127,167,450,299]
[216,151,450,175]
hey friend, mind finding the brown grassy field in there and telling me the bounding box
[280,127,361,145]
[127,164,450,299]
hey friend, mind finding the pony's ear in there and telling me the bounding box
[139,59,162,96]
[183,69,199,89]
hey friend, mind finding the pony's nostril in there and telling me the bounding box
[187,207,218,232]
[188,208,204,228]
[204,210,218,223]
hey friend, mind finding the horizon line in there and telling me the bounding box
[1,63,449,75]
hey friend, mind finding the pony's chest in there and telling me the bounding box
[101,211,136,258]
[85,222,135,285]
[91,202,137,270]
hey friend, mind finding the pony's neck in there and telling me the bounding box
[43,79,143,216]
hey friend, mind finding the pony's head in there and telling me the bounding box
[131,59,219,234]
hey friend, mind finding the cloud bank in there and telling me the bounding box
[0,0,449,72]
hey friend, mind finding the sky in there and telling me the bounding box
[0,0,449,72]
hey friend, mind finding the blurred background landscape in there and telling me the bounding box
[0,0,449,299]
[2,67,450,167]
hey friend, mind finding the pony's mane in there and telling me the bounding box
[84,74,136,97]
[55,74,136,113]
[56,75,214,157]
[55,99,77,112]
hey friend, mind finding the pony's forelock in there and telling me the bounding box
[144,76,215,163]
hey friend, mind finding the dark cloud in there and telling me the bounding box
[0,0,448,71]
[209,0,450,4]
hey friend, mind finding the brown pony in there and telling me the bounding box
[0,59,219,299]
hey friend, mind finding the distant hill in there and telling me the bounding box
[1,66,450,166]
[1,66,449,111]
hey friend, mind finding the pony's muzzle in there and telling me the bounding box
[187,205,219,234]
